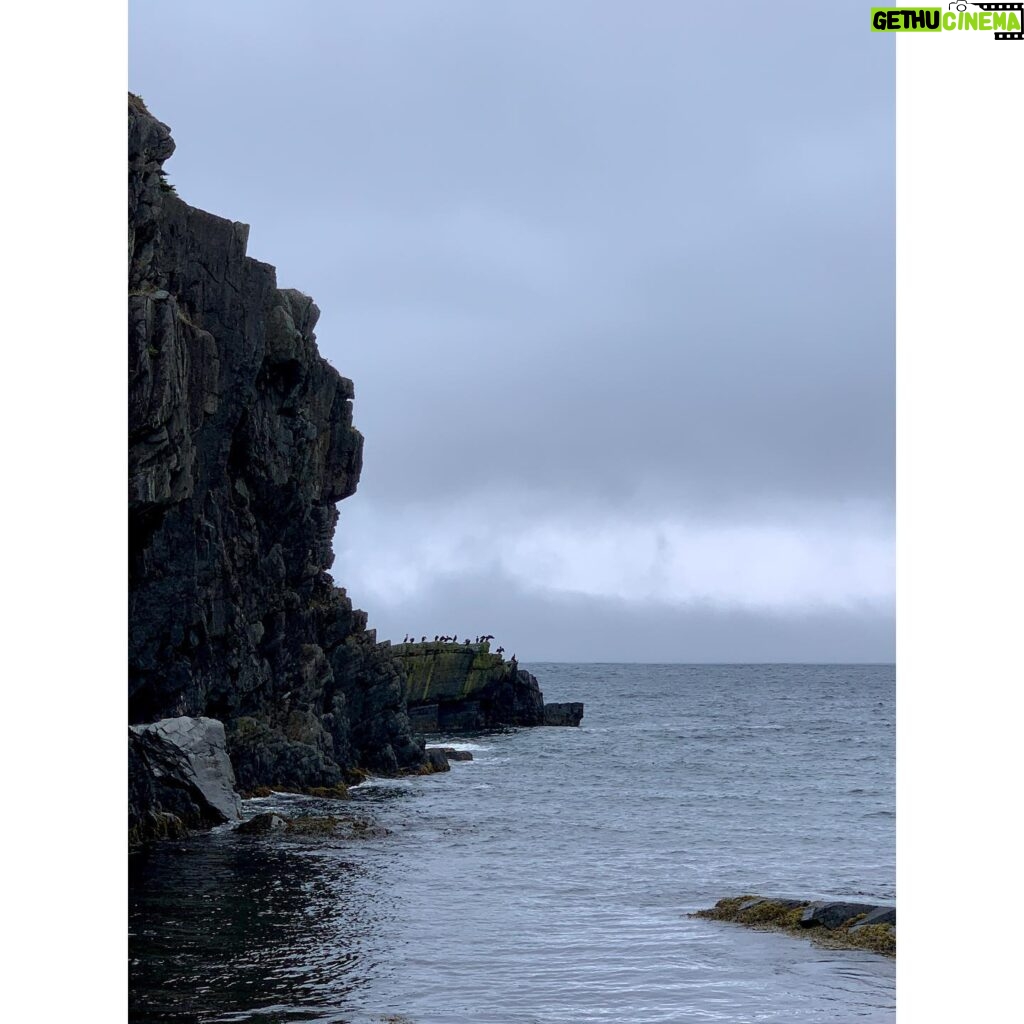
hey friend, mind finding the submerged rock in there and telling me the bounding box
[129,716,242,843]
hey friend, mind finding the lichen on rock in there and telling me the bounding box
[390,641,547,732]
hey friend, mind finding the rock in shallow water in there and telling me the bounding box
[694,895,896,957]
[129,716,242,843]
[420,748,451,773]
[543,702,585,726]
[237,812,288,834]
[799,901,880,930]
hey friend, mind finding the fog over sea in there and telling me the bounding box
[130,663,895,1023]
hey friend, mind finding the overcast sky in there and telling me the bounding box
[129,1,894,662]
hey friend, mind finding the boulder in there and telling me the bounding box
[438,747,474,761]
[237,812,288,834]
[543,702,584,726]
[129,716,242,843]
[421,748,450,773]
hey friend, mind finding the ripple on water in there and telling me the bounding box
[130,664,895,1024]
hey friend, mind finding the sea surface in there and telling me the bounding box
[130,663,895,1024]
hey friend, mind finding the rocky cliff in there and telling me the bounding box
[392,641,581,731]
[128,94,424,806]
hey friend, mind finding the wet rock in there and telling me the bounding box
[543,702,584,726]
[693,895,896,957]
[438,747,474,761]
[849,906,896,930]
[420,748,451,773]
[283,815,340,835]
[237,812,288,834]
[799,901,881,930]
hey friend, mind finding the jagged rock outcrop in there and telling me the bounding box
[391,641,567,732]
[128,94,425,815]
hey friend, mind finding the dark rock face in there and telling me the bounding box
[128,96,424,803]
[392,642,547,732]
[128,717,242,844]
[543,702,585,727]
[422,748,451,773]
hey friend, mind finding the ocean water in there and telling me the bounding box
[129,663,895,1024]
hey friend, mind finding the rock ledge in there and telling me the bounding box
[693,895,896,957]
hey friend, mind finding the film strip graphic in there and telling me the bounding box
[969,2,1024,39]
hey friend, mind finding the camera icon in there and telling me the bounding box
[948,1,970,10]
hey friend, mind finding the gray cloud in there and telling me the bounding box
[351,570,894,666]
[131,0,894,660]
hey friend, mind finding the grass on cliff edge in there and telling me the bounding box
[693,896,895,957]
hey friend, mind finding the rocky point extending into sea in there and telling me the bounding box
[389,639,584,732]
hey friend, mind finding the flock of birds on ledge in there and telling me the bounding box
[400,633,511,657]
